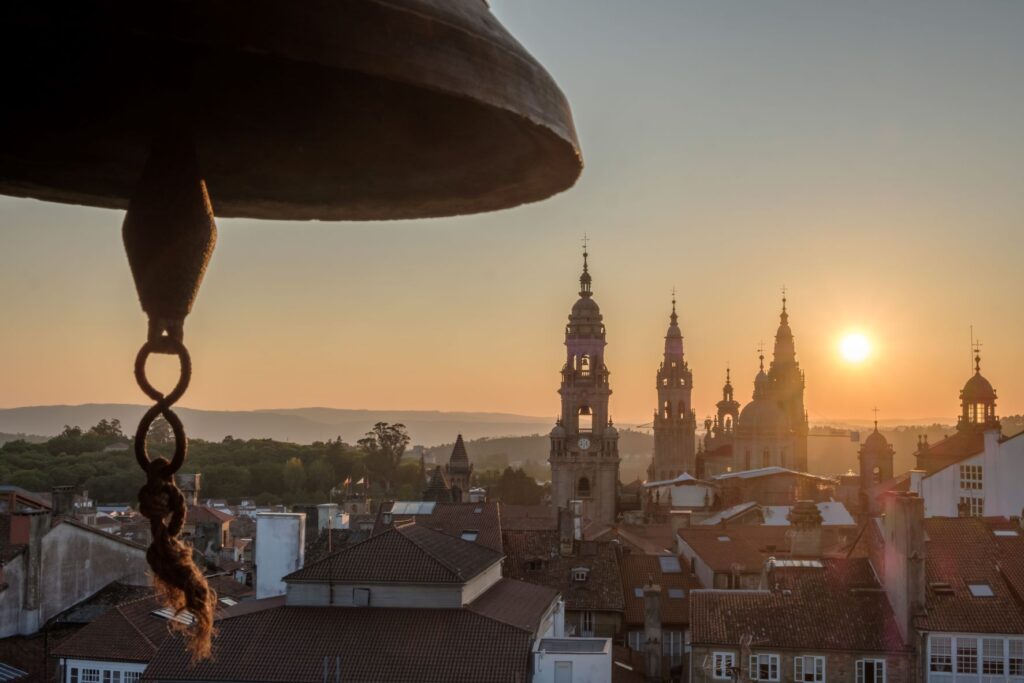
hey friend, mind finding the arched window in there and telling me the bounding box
[578,406,593,432]
[724,415,733,432]
[578,354,591,376]
[663,401,671,419]
[578,477,591,498]
[872,465,881,484]
[678,402,686,419]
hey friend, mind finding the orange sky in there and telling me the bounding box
[1,1,1022,426]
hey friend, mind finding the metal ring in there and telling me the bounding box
[133,338,191,476]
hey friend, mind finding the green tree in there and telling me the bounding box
[307,458,336,493]
[89,418,124,439]
[357,422,410,493]
[282,457,306,493]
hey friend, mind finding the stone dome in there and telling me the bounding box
[570,296,601,320]
[738,396,787,433]
[550,422,567,438]
[962,371,996,403]
[862,428,891,452]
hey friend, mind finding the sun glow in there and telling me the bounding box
[840,333,871,363]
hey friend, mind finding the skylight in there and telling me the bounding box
[634,587,643,598]
[968,582,995,597]
[717,535,731,542]
[668,588,685,599]
[218,597,238,607]
[461,530,479,542]
[994,529,1019,537]
[658,556,682,573]
[151,608,196,625]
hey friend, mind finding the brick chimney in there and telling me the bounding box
[643,583,663,682]
[787,500,823,557]
[882,492,926,643]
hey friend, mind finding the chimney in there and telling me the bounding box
[643,584,662,682]
[51,485,75,517]
[255,512,305,599]
[558,507,574,557]
[174,473,201,506]
[908,469,925,496]
[787,500,823,557]
[882,492,926,643]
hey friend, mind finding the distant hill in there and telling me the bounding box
[0,404,552,447]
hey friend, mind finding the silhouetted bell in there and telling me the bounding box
[0,1,582,219]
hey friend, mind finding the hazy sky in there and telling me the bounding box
[1,0,1022,425]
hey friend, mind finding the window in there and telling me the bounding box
[957,638,978,674]
[1010,639,1024,676]
[633,587,644,598]
[959,496,985,517]
[983,638,1005,675]
[580,611,595,637]
[668,588,685,599]
[658,556,682,573]
[81,671,101,683]
[930,636,952,672]
[968,582,995,597]
[960,464,983,490]
[627,631,643,651]
[70,669,79,683]
[579,354,591,375]
[577,477,591,498]
[525,559,546,572]
[103,672,122,683]
[749,654,780,681]
[712,652,736,680]
[856,659,885,683]
[572,567,590,582]
[124,675,141,683]
[578,406,593,432]
[460,530,479,542]
[794,656,825,682]
[353,587,370,606]
[663,631,684,664]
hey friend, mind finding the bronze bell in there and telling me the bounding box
[2,0,582,659]
[1,0,582,218]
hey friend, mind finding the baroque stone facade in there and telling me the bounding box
[549,250,620,525]
[648,297,696,482]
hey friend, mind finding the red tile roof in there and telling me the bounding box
[374,501,503,552]
[142,605,535,682]
[678,526,792,573]
[917,430,984,474]
[502,530,624,612]
[186,506,233,525]
[51,596,171,663]
[619,554,698,627]
[285,522,502,584]
[467,577,558,633]
[498,504,558,531]
[691,558,907,652]
[918,517,1024,634]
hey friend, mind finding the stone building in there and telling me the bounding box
[549,249,620,525]
[648,296,697,483]
[857,422,895,516]
[445,434,473,503]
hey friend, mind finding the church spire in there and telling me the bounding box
[772,289,796,365]
[664,290,683,359]
[579,235,592,298]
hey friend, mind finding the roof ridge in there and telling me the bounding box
[118,600,160,651]
[398,524,472,581]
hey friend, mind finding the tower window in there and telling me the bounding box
[578,477,591,498]
[724,416,733,431]
[663,401,671,419]
[578,354,591,376]
[678,403,686,419]
[872,465,881,484]
[578,406,593,432]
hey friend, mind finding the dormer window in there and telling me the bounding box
[460,530,479,542]
[572,567,590,582]
[968,582,995,597]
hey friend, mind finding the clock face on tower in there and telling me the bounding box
[578,437,591,451]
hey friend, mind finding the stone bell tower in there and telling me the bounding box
[549,246,620,525]
[648,294,696,482]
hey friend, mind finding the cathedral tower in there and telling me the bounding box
[648,295,696,481]
[766,294,809,470]
[549,248,620,524]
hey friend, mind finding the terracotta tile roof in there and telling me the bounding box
[47,581,155,626]
[205,575,254,601]
[285,522,502,584]
[918,517,1024,634]
[186,505,233,525]
[917,430,985,474]
[51,596,171,663]
[619,553,697,627]
[589,523,676,555]
[467,577,558,633]
[678,526,792,573]
[304,528,358,564]
[374,501,503,552]
[502,530,624,613]
[691,558,907,652]
[142,605,534,682]
[499,504,558,531]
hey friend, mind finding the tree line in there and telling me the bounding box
[0,419,543,506]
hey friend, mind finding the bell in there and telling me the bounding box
[2,0,581,660]
[1,0,582,219]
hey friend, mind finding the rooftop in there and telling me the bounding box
[619,553,699,627]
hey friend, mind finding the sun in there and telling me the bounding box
[840,333,871,363]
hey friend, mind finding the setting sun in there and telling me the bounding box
[840,333,871,363]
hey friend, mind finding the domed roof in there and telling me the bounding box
[862,427,891,452]
[738,396,787,433]
[962,371,996,403]
[571,295,601,320]
[550,422,567,438]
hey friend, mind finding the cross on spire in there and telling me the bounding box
[781,285,787,312]
[872,406,880,430]
[757,341,765,370]
[973,339,983,374]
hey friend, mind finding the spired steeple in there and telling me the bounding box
[764,291,808,471]
[445,433,473,502]
[772,292,796,365]
[649,292,695,482]
[422,466,452,502]
[550,242,619,525]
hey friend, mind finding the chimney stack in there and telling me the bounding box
[882,492,926,643]
[51,485,75,518]
[787,500,823,557]
[643,584,663,682]
[558,507,574,557]
[255,512,305,599]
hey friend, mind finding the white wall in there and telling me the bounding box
[287,581,463,608]
[256,513,305,599]
[460,562,503,604]
[920,431,1024,518]
[61,658,146,683]
[671,484,715,509]
[533,640,611,683]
